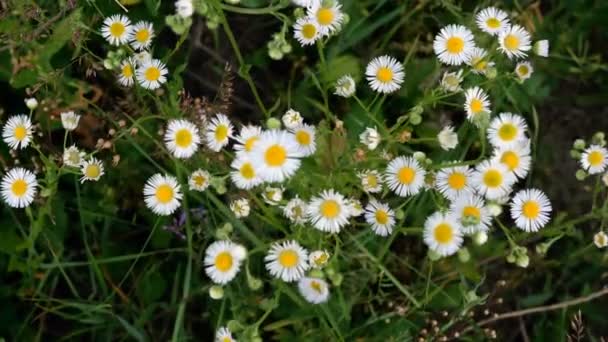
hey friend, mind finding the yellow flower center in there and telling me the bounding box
[295,130,311,146]
[14,125,27,141]
[447,172,466,190]
[366,174,378,187]
[446,36,465,54]
[320,199,340,219]
[472,57,487,71]
[155,184,174,204]
[144,66,160,81]
[486,18,501,29]
[397,167,415,185]
[462,206,481,219]
[434,223,454,244]
[122,64,133,78]
[376,67,394,83]
[317,8,334,26]
[278,250,298,268]
[504,34,520,51]
[498,123,517,141]
[109,22,125,37]
[301,23,317,39]
[175,129,193,148]
[214,252,233,272]
[222,338,232,342]
[375,210,389,225]
[135,29,150,42]
[11,179,27,197]
[85,165,100,179]
[244,136,258,152]
[517,65,529,76]
[310,280,323,293]
[469,99,483,114]
[588,151,604,166]
[215,125,228,142]
[314,253,328,266]
[522,200,540,219]
[264,144,287,167]
[193,175,206,187]
[500,151,520,171]
[240,163,256,180]
[483,169,502,188]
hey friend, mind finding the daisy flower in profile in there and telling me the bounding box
[384,156,426,197]
[282,109,303,129]
[101,15,132,46]
[472,160,516,200]
[61,111,81,131]
[63,145,85,167]
[230,198,251,218]
[364,200,396,237]
[130,21,154,50]
[435,165,474,201]
[365,55,405,94]
[215,326,235,342]
[205,114,233,152]
[515,61,533,81]
[234,125,262,154]
[230,155,263,190]
[293,17,320,46]
[438,125,458,151]
[423,212,463,257]
[189,169,211,191]
[475,7,509,35]
[580,145,608,174]
[308,250,330,268]
[493,142,532,179]
[251,130,302,183]
[164,119,200,159]
[80,158,104,183]
[466,47,494,75]
[1,168,37,208]
[464,87,491,122]
[136,59,168,90]
[358,169,383,193]
[25,98,38,110]
[440,69,463,92]
[487,113,528,148]
[298,277,330,304]
[498,25,532,59]
[307,0,344,36]
[265,240,309,282]
[307,189,350,233]
[533,40,549,57]
[334,75,356,98]
[290,124,316,156]
[359,127,381,150]
[204,240,247,285]
[117,58,136,87]
[450,194,491,235]
[433,24,475,65]
[2,114,33,150]
[283,196,308,225]
[143,174,182,216]
[510,188,552,232]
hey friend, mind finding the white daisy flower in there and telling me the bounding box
[290,124,316,156]
[265,240,309,282]
[510,188,552,232]
[580,145,608,174]
[307,189,350,233]
[487,112,528,148]
[283,196,308,225]
[475,7,510,35]
[384,156,426,197]
[358,169,383,193]
[365,55,405,94]
[130,21,154,50]
[515,61,533,81]
[433,24,475,65]
[464,86,491,122]
[251,130,302,183]
[175,0,194,18]
[282,109,303,129]
[215,326,235,342]
[25,98,38,110]
[1,168,37,208]
[60,111,81,131]
[293,17,320,46]
[117,58,136,87]
[423,212,463,257]
[307,0,344,36]
[143,174,182,216]
[359,126,381,150]
[334,74,356,98]
[465,47,494,75]
[298,277,330,304]
[230,155,263,190]
[80,158,104,183]
[438,125,458,151]
[449,194,492,235]
[101,14,132,46]
[189,169,211,191]
[440,69,463,92]
[594,231,608,248]
[2,114,33,150]
[308,250,330,268]
[63,145,85,167]
[435,165,474,201]
[204,240,247,285]
[498,24,532,59]
[205,114,234,152]
[533,40,549,57]
[262,186,284,205]
[472,160,516,200]
[493,141,532,179]
[364,200,396,237]
[136,59,168,90]
[230,198,251,218]
[164,119,200,159]
[234,125,263,154]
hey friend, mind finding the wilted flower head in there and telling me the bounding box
[334,75,356,98]
[359,127,380,150]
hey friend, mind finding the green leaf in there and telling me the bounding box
[38,9,82,69]
[320,55,362,85]
[10,69,38,89]
[144,0,161,16]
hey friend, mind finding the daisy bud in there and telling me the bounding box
[334,75,356,98]
[266,117,281,130]
[536,242,551,256]
[61,111,81,131]
[570,150,581,159]
[428,249,442,261]
[594,231,608,248]
[410,113,422,125]
[329,273,343,286]
[175,0,194,18]
[25,98,38,110]
[457,247,470,263]
[413,151,426,162]
[246,272,263,290]
[506,253,516,263]
[515,254,529,268]
[592,132,606,146]
[437,125,458,151]
[209,285,224,300]
[308,268,324,278]
[464,290,479,303]
[533,40,549,57]
[575,169,587,181]
[573,139,586,150]
[281,109,302,129]
[395,209,405,220]
[485,66,498,79]
[487,203,502,217]
[233,245,247,260]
